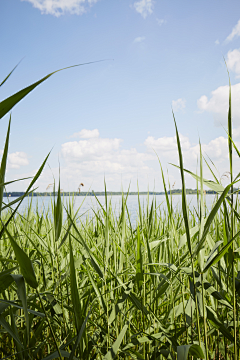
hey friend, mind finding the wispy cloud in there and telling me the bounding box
[21,0,100,17]
[134,36,146,43]
[172,98,186,112]
[133,0,154,18]
[215,39,220,45]
[70,129,100,139]
[225,19,240,42]
[156,18,166,26]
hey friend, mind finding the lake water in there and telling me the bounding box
[3,194,219,224]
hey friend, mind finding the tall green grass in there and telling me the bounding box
[0,64,240,359]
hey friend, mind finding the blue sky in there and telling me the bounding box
[1,0,240,192]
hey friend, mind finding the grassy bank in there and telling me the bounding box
[0,184,239,360]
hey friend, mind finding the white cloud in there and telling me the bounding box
[8,151,29,169]
[225,19,240,42]
[21,0,100,17]
[145,134,191,152]
[172,98,186,112]
[199,137,229,161]
[144,133,232,177]
[226,48,240,76]
[197,83,240,126]
[9,129,240,192]
[59,130,154,190]
[134,36,146,43]
[215,39,220,45]
[62,137,122,161]
[8,152,29,169]
[71,129,99,139]
[156,18,166,26]
[0,151,29,169]
[133,0,154,18]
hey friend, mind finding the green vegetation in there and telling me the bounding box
[1,65,240,359]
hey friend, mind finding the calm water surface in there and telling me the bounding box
[4,194,219,224]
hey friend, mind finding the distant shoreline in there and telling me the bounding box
[3,189,220,197]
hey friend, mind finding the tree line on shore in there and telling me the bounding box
[3,188,225,197]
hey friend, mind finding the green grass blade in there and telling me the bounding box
[177,344,204,360]
[69,237,82,332]
[25,152,51,194]
[0,299,45,317]
[206,305,234,341]
[0,60,105,119]
[69,307,92,360]
[12,274,29,341]
[104,324,128,360]
[195,181,236,256]
[170,163,225,194]
[0,274,14,293]
[136,226,143,292]
[86,265,107,314]
[0,61,21,87]
[42,350,77,360]
[137,182,143,228]
[1,188,36,211]
[0,315,23,347]
[54,178,62,242]
[0,148,51,229]
[173,114,192,256]
[0,116,11,216]
[203,154,220,183]
[65,205,104,279]
[228,76,232,178]
[203,229,240,272]
[4,227,38,288]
